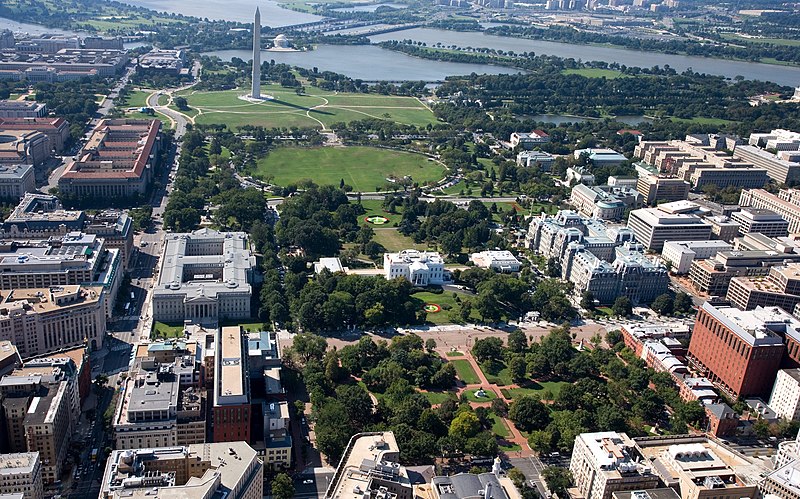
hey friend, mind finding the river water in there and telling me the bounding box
[121,0,324,26]
[205,45,516,80]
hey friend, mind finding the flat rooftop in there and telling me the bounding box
[215,326,247,407]
[0,452,38,475]
[703,302,798,346]
[326,432,409,499]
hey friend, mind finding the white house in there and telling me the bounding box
[384,250,445,286]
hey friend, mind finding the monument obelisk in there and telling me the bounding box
[251,7,261,99]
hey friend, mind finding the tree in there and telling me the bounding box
[425,338,437,353]
[449,411,481,441]
[674,292,693,314]
[541,467,572,497]
[605,329,623,347]
[507,329,528,353]
[292,334,327,364]
[509,356,527,384]
[472,337,503,363]
[580,290,596,310]
[509,396,550,432]
[174,96,190,111]
[612,296,632,317]
[651,293,674,316]
[271,473,295,499]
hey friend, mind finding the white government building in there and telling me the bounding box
[384,250,445,286]
[470,250,521,272]
[153,229,256,324]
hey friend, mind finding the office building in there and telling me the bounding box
[325,432,413,499]
[114,348,205,450]
[768,369,800,421]
[0,233,120,315]
[0,341,21,378]
[740,188,800,233]
[637,174,690,206]
[0,130,49,167]
[633,435,764,499]
[0,164,34,200]
[0,285,106,356]
[469,250,521,272]
[760,459,800,499]
[82,36,124,50]
[574,148,627,166]
[509,129,550,149]
[730,208,789,238]
[0,48,127,82]
[138,49,184,74]
[704,216,741,242]
[213,326,250,443]
[727,263,800,312]
[100,442,263,499]
[313,257,345,274]
[566,166,596,186]
[634,139,769,190]
[58,119,162,201]
[0,117,69,154]
[569,432,659,499]
[564,242,669,305]
[0,453,42,499]
[1,194,133,268]
[570,184,641,221]
[734,144,800,185]
[0,102,45,119]
[608,176,638,189]
[153,229,255,324]
[661,240,732,274]
[384,250,445,286]
[627,205,712,252]
[516,150,554,169]
[527,210,635,263]
[687,303,795,399]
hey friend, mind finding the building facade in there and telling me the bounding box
[213,326,250,443]
[384,250,445,286]
[730,208,789,238]
[0,453,42,499]
[769,369,800,421]
[0,164,34,200]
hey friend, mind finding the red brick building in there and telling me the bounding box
[212,326,251,443]
[687,302,791,399]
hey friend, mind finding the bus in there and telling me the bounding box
[91,449,98,462]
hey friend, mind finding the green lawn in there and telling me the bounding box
[480,361,514,386]
[358,199,404,226]
[424,391,455,405]
[499,441,522,451]
[253,146,445,191]
[721,33,800,47]
[450,359,481,384]
[373,229,428,253]
[500,381,570,400]
[446,351,464,357]
[464,387,497,403]
[181,85,437,129]
[562,68,631,79]
[153,322,184,338]
[413,290,478,325]
[120,90,152,109]
[490,413,510,438]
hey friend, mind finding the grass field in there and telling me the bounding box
[424,391,455,405]
[563,68,631,79]
[253,146,445,191]
[358,199,404,226]
[413,290,477,325]
[179,85,437,130]
[446,351,464,357]
[373,229,427,253]
[153,322,184,338]
[451,359,481,384]
[120,90,151,109]
[490,413,510,438]
[500,381,570,400]
[480,361,513,386]
[721,33,800,47]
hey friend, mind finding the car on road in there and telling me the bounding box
[302,479,313,485]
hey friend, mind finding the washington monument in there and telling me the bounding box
[251,7,261,99]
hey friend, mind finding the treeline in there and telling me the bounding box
[487,24,800,65]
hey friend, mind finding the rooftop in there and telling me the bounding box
[215,326,247,407]
[703,302,799,346]
[326,432,410,499]
[0,452,38,475]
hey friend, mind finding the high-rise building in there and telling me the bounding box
[740,188,800,233]
[730,208,789,238]
[627,204,712,251]
[687,303,795,399]
[726,263,800,312]
[213,326,250,443]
